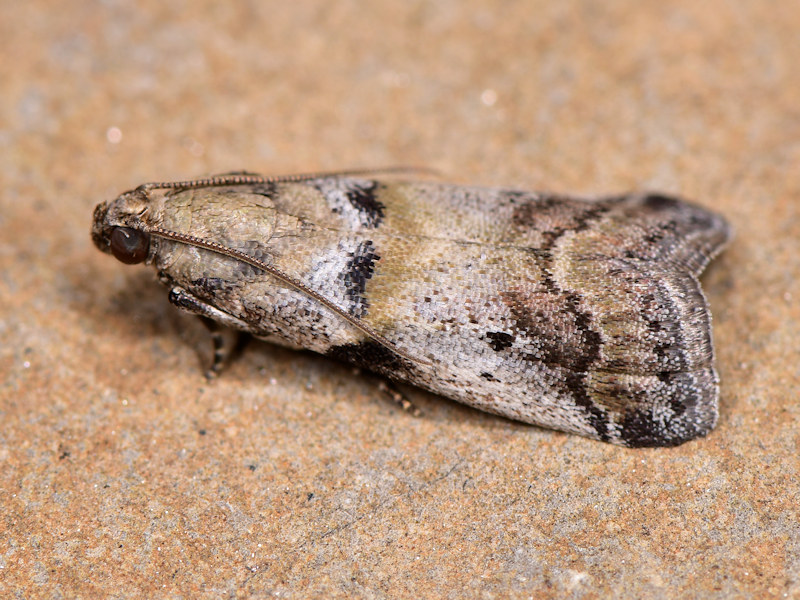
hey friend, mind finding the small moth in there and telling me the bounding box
[92,169,731,447]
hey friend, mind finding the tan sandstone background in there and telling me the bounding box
[1,1,799,598]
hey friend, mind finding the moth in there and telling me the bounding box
[92,169,731,447]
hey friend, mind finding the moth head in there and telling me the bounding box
[91,188,153,265]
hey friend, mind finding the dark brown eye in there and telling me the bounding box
[110,227,150,264]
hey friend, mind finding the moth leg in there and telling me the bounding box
[376,379,421,417]
[198,317,239,379]
[167,286,247,378]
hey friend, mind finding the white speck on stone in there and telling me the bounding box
[106,126,122,144]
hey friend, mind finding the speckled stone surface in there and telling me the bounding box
[1,1,798,598]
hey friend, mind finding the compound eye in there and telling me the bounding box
[110,227,150,264]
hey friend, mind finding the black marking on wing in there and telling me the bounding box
[246,182,279,198]
[316,180,386,228]
[327,340,413,379]
[559,295,608,441]
[339,240,380,318]
[345,181,384,227]
[485,331,515,351]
